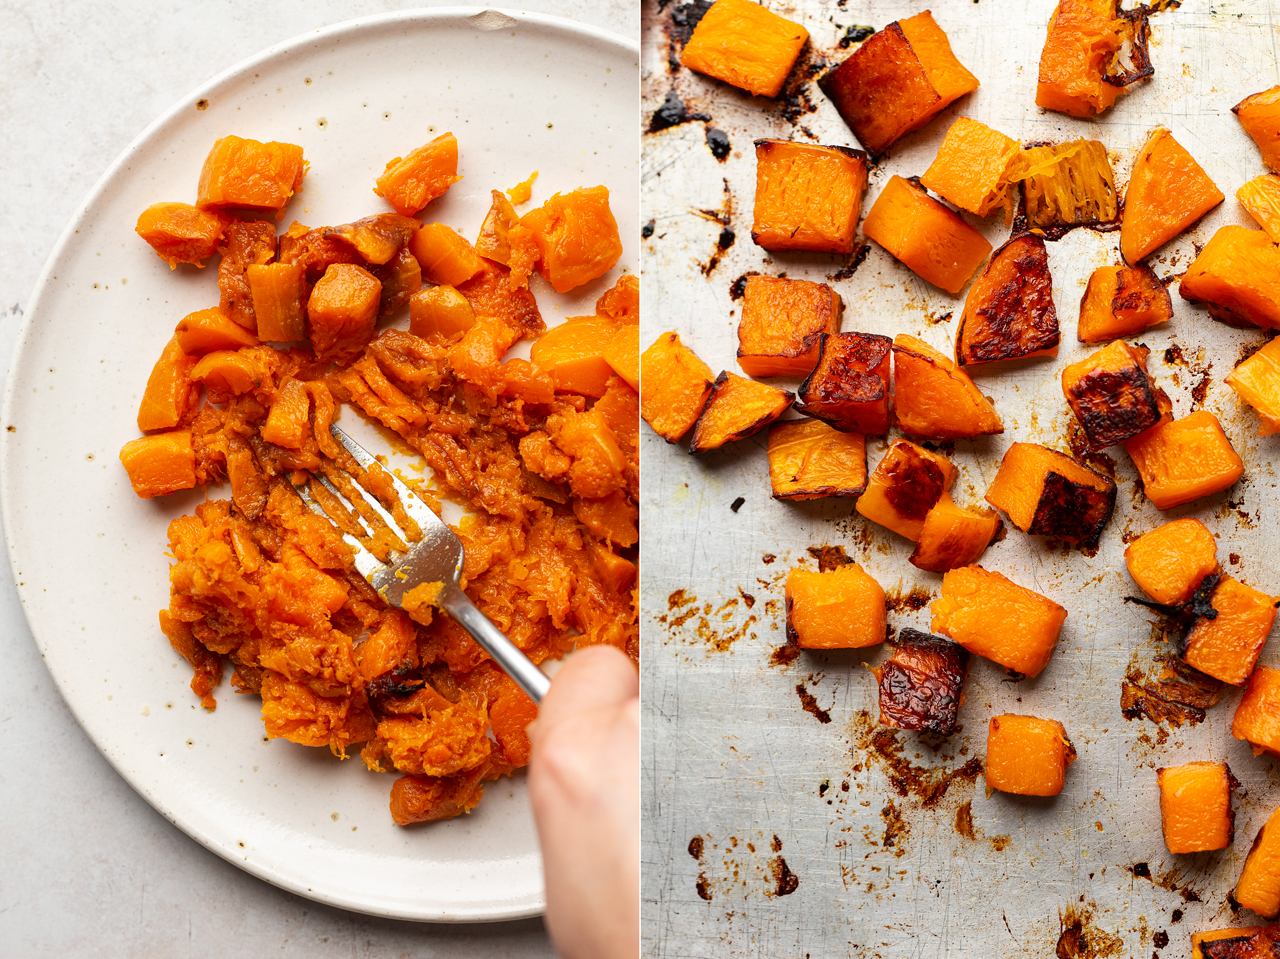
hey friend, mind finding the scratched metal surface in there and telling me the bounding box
[641,1,1280,956]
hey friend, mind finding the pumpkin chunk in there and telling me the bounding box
[120,430,197,499]
[737,275,842,377]
[891,333,1003,439]
[530,316,621,398]
[174,307,259,354]
[373,132,460,216]
[218,220,278,332]
[679,0,808,98]
[197,136,306,213]
[1158,761,1237,854]
[1036,0,1152,118]
[1237,175,1280,243]
[137,336,197,432]
[1061,340,1164,446]
[909,493,1003,574]
[871,629,969,735]
[818,13,978,157]
[246,261,307,342]
[307,262,382,365]
[919,118,1019,219]
[862,176,992,295]
[640,332,715,443]
[688,371,792,453]
[985,442,1116,545]
[1006,140,1118,233]
[602,325,640,392]
[325,213,421,266]
[409,222,485,287]
[371,246,421,318]
[766,419,866,500]
[1235,86,1280,174]
[985,714,1075,796]
[1121,128,1224,264]
[1181,576,1277,687]
[1227,337,1280,436]
[956,233,1059,364]
[1193,929,1268,959]
[135,202,228,268]
[856,440,956,541]
[751,140,868,254]
[1179,226,1280,331]
[1077,264,1172,342]
[509,186,623,293]
[785,563,886,650]
[794,332,891,435]
[1124,410,1244,510]
[1124,518,1219,606]
[932,566,1067,678]
[1233,666,1280,758]
[408,285,475,343]
[1237,805,1280,920]
[596,273,639,324]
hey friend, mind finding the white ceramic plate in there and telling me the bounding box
[2,8,637,922]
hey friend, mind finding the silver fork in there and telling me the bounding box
[293,423,551,703]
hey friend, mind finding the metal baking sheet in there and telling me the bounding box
[641,1,1280,955]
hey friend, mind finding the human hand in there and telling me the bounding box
[527,645,639,959]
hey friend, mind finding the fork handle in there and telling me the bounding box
[439,584,552,704]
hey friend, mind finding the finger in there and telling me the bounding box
[536,645,637,729]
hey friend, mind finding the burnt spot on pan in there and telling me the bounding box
[705,127,731,161]
[807,544,852,571]
[827,241,871,283]
[663,0,713,71]
[795,681,832,723]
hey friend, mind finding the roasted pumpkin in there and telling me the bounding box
[307,262,382,365]
[1158,761,1237,854]
[530,316,621,398]
[408,285,476,343]
[1233,666,1280,758]
[373,132,460,217]
[508,186,623,293]
[1180,576,1277,686]
[1076,264,1172,342]
[680,0,809,98]
[1235,86,1280,174]
[1193,929,1268,959]
[640,332,716,443]
[891,333,1003,439]
[217,220,277,332]
[1227,337,1280,435]
[1124,410,1244,510]
[1036,0,1152,118]
[174,307,259,355]
[1179,226,1280,331]
[409,222,485,287]
[119,430,197,498]
[1061,340,1165,446]
[751,140,868,254]
[956,233,1059,365]
[1237,805,1280,920]
[1124,518,1219,606]
[785,563,886,649]
[856,440,956,541]
[908,492,1003,574]
[984,442,1116,544]
[1121,127,1224,265]
[871,629,969,735]
[602,324,640,392]
[246,261,307,342]
[135,202,227,268]
[1237,175,1280,243]
[688,371,792,453]
[766,418,866,500]
[919,117,1018,219]
[197,136,306,213]
[737,275,842,378]
[794,331,891,435]
[137,336,198,432]
[985,714,1075,796]
[1006,140,1118,233]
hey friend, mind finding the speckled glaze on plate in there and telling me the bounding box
[2,8,637,923]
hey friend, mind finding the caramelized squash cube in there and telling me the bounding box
[409,222,484,287]
[856,440,956,541]
[408,285,475,343]
[119,430,197,499]
[1158,761,1237,854]
[1124,518,1219,606]
[197,136,306,213]
[1237,175,1280,244]
[794,331,891,435]
[1122,128,1224,265]
[985,442,1115,544]
[1036,0,1151,118]
[985,714,1075,796]
[872,628,969,735]
[680,0,808,98]
[189,348,275,399]
[475,189,519,264]
[307,262,382,365]
[818,13,978,157]
[373,132,461,217]
[1006,140,1118,232]
[137,336,197,433]
[1192,929,1269,959]
[862,175,991,295]
[1227,335,1280,435]
[1124,410,1244,510]
[602,324,640,392]
[891,333,1002,439]
[737,275,842,377]
[1077,264,1172,342]
[932,566,1067,678]
[767,418,866,500]
[324,213,421,266]
[956,232,1059,364]
[785,563,886,650]
[371,246,422,318]
[530,316,622,398]
[1180,226,1280,331]
[689,371,792,453]
[596,273,640,324]
[1233,666,1280,758]
[919,117,1018,218]
[909,493,1003,574]
[512,186,623,293]
[1061,340,1163,446]
[217,220,277,331]
[246,261,306,342]
[135,202,227,268]
[1235,86,1280,174]
[173,307,259,355]
[1237,805,1280,920]
[1181,576,1277,686]
[640,332,715,443]
[752,140,868,254]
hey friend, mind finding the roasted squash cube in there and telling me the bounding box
[246,261,306,342]
[689,371,792,453]
[602,325,640,392]
[794,331,891,435]
[1158,761,1237,854]
[173,307,259,355]
[1124,410,1244,510]
[872,628,969,735]
[862,175,992,295]
[1235,86,1280,174]
[373,132,460,217]
[217,220,277,331]
[1077,264,1172,342]
[135,202,227,268]
[1233,666,1280,758]
[307,262,381,365]
[373,246,424,319]
[767,419,866,500]
[1180,226,1280,331]
[529,316,621,399]
[984,442,1116,545]
[324,213,421,267]
[737,275,841,377]
[856,440,956,541]
[640,332,715,443]
[475,189,519,264]
[818,12,978,157]
[1237,805,1280,920]
[596,273,640,324]
[891,333,1003,439]
[1237,175,1280,243]
[189,347,276,400]
[119,430,197,499]
[137,336,197,433]
[1227,336,1280,435]
[932,566,1067,678]
[985,714,1075,796]
[1181,576,1277,687]
[409,222,484,287]
[1061,340,1164,447]
[1036,0,1151,118]
[197,136,306,213]
[919,117,1018,218]
[956,233,1059,364]
[1122,128,1224,265]
[909,493,1003,574]
[680,0,808,98]
[1124,518,1219,606]
[408,285,476,343]
[510,186,623,294]
[1193,929,1268,959]
[785,563,886,650]
[1006,140,1118,232]
[752,140,868,254]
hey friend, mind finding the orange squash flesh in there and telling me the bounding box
[1235,86,1280,174]
[1227,337,1280,436]
[785,563,886,649]
[985,442,1115,544]
[908,492,1003,574]
[529,316,622,398]
[408,285,476,343]
[1233,666,1280,758]
[174,307,260,355]
[1237,175,1280,243]
[872,628,969,735]
[602,324,640,392]
[737,275,842,377]
[1036,0,1150,118]
[891,333,1003,440]
[1124,518,1219,606]
[862,175,992,295]
[897,12,981,106]
[1192,929,1268,959]
[137,336,198,432]
[1237,804,1280,920]
[373,245,422,319]
[1077,264,1172,342]
[766,418,866,500]
[932,567,1067,678]
[1181,576,1277,687]
[794,332,891,435]
[259,379,311,450]
[1180,226,1280,331]
[1158,761,1237,854]
[956,233,1058,364]
[197,136,306,213]
[856,440,956,541]
[688,371,792,453]
[1060,340,1164,446]
[596,273,639,324]
[919,117,1018,218]
[218,220,277,332]
[373,132,461,217]
[1006,140,1118,232]
[135,202,227,267]
[985,714,1075,796]
[189,347,277,401]
[409,222,485,288]
[246,262,307,342]
[1121,128,1224,265]
[1124,410,1244,510]
[119,430,197,498]
[680,0,809,98]
[306,263,382,365]
[508,186,623,293]
[640,332,715,443]
[752,140,868,254]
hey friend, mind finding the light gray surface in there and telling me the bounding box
[0,1,634,955]
[643,1,1280,956]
